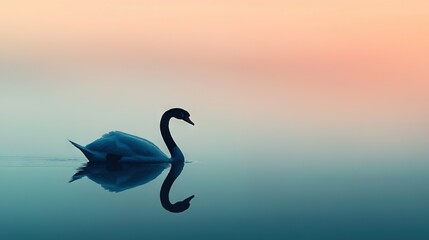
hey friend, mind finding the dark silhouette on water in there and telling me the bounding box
[70,162,169,192]
[161,161,194,213]
[70,161,194,213]
[69,108,194,163]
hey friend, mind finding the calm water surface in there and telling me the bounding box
[1,150,428,240]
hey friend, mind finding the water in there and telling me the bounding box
[1,151,428,239]
[1,71,429,239]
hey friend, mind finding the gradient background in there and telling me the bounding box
[1,1,429,239]
[1,0,428,156]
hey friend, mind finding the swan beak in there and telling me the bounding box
[184,117,194,126]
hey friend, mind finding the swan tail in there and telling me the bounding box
[69,140,95,161]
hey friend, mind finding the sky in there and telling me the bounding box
[0,1,428,158]
[1,1,428,72]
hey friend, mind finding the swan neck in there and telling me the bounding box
[160,111,182,160]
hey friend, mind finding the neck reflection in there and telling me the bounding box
[160,161,195,213]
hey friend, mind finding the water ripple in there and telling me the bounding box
[0,156,84,167]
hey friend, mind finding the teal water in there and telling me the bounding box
[1,150,428,240]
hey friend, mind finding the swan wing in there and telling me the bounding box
[86,131,167,158]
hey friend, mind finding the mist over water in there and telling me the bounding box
[1,69,429,240]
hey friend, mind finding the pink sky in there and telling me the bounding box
[1,1,428,122]
[1,1,427,74]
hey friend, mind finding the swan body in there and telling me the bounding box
[70,108,194,163]
[69,131,170,163]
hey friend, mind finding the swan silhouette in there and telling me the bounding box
[69,108,194,163]
[70,161,194,213]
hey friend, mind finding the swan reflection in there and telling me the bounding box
[70,162,168,192]
[70,161,194,213]
[161,162,194,213]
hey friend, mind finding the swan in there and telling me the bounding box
[69,108,194,163]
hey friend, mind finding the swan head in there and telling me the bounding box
[170,195,195,213]
[170,108,194,126]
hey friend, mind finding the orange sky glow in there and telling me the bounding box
[1,1,428,150]
[1,1,427,74]
[1,1,428,112]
